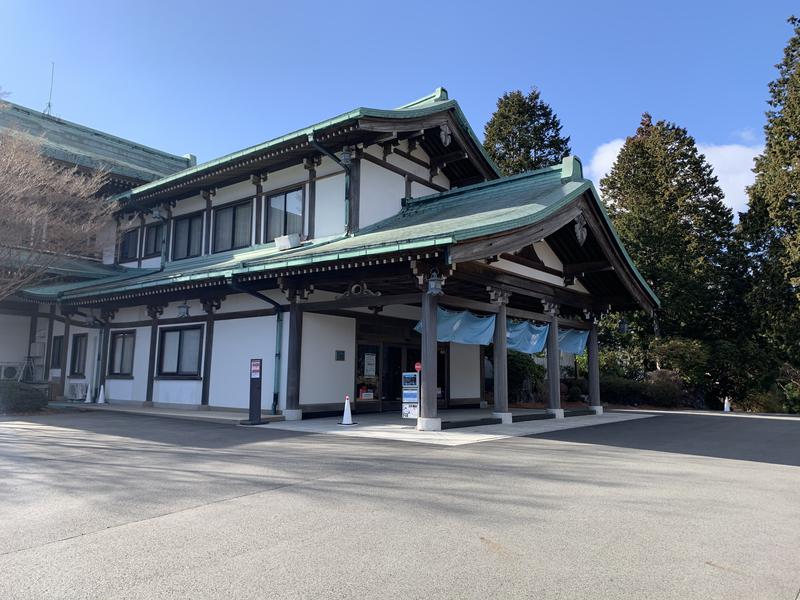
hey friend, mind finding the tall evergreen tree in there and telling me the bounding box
[600,114,737,342]
[483,88,571,175]
[740,16,800,364]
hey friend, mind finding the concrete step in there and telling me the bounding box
[441,417,502,430]
[564,409,595,417]
[512,413,556,423]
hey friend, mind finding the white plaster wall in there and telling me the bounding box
[209,316,277,409]
[359,160,405,228]
[410,181,441,198]
[314,173,346,238]
[0,315,31,363]
[299,313,355,405]
[153,380,203,405]
[449,343,481,400]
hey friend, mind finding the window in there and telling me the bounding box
[51,335,63,369]
[119,229,139,262]
[143,223,164,257]
[172,213,204,260]
[213,201,252,252]
[108,331,136,376]
[70,334,88,377]
[158,326,203,376]
[266,189,303,242]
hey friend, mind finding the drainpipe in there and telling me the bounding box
[230,283,284,414]
[307,134,352,235]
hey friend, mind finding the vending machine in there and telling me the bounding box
[401,371,419,419]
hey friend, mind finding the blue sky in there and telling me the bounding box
[1,0,796,214]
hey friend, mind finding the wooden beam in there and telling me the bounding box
[449,203,582,262]
[299,293,421,312]
[563,260,614,276]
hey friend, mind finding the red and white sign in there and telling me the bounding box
[250,359,262,379]
[414,362,422,373]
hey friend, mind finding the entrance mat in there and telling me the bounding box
[512,412,556,423]
[441,417,502,430]
[564,409,596,417]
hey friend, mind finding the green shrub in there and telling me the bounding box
[600,372,688,408]
[599,346,647,380]
[507,350,545,403]
[0,381,47,414]
[649,337,709,387]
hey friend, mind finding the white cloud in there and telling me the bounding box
[697,143,762,216]
[586,138,762,216]
[586,138,625,185]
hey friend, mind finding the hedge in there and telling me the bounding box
[0,381,48,414]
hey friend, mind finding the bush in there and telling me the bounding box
[600,372,689,408]
[649,337,709,387]
[599,346,647,380]
[507,350,545,403]
[0,381,47,414]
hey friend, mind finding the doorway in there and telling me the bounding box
[355,341,447,412]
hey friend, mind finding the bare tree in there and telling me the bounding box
[0,97,111,300]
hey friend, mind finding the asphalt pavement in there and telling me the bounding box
[0,410,798,599]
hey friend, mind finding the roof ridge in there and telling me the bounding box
[395,87,449,109]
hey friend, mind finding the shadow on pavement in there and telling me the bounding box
[531,412,800,467]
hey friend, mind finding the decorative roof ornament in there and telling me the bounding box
[574,213,588,246]
[440,123,452,147]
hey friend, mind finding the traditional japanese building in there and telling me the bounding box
[3,88,658,430]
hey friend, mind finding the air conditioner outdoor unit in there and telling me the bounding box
[69,383,88,400]
[275,233,301,251]
[0,365,20,381]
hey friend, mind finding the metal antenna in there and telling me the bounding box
[43,62,54,115]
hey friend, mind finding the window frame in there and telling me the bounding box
[264,186,304,243]
[51,335,64,369]
[171,212,205,261]
[212,198,253,253]
[69,333,88,378]
[107,330,137,378]
[157,325,204,379]
[118,228,140,262]
[142,223,164,258]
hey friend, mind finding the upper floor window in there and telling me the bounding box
[213,201,252,253]
[119,229,139,262]
[172,213,203,260]
[143,223,164,258]
[266,189,303,242]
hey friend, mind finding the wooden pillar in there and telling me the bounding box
[544,302,563,417]
[253,175,263,245]
[43,305,55,383]
[304,159,317,239]
[419,285,440,429]
[588,318,601,409]
[285,291,303,420]
[99,323,111,390]
[144,304,164,406]
[202,189,214,255]
[26,312,37,382]
[349,154,361,233]
[490,289,510,421]
[200,298,221,407]
[59,313,71,399]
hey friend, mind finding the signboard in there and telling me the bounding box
[364,353,377,378]
[401,372,419,389]
[401,372,420,419]
[401,402,419,419]
[250,359,262,379]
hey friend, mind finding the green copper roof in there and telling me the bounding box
[20,156,658,309]
[0,102,193,182]
[111,87,500,203]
